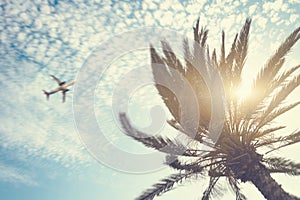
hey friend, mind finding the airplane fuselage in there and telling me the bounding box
[57,85,70,91]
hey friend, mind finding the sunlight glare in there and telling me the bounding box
[233,84,251,101]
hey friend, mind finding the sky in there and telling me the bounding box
[0,0,300,199]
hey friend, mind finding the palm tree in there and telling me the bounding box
[119,18,300,200]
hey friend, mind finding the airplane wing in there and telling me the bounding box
[63,80,76,88]
[50,75,63,85]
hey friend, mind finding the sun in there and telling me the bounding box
[233,84,252,101]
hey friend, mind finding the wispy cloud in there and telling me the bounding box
[0,163,37,186]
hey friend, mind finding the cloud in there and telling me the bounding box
[256,16,268,29]
[248,4,257,16]
[0,164,37,186]
[290,14,298,23]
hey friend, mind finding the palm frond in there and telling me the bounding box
[258,74,300,123]
[184,62,211,128]
[257,130,300,150]
[202,176,222,200]
[243,26,300,118]
[153,38,213,131]
[254,126,286,139]
[247,64,300,133]
[193,18,209,47]
[161,40,185,74]
[167,119,205,142]
[219,30,226,66]
[165,155,205,173]
[264,157,300,175]
[216,22,250,133]
[232,18,251,84]
[212,48,217,66]
[228,175,247,200]
[226,33,238,68]
[150,46,181,123]
[253,101,300,134]
[119,113,199,156]
[136,172,196,200]
[266,130,300,153]
[272,64,300,88]
[152,42,210,136]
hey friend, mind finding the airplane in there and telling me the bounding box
[43,75,75,103]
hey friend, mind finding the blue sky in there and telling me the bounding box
[0,0,300,199]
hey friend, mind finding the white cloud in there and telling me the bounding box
[17,32,26,42]
[263,0,283,12]
[142,0,154,11]
[144,12,156,26]
[257,17,268,30]
[221,15,235,30]
[248,4,257,16]
[160,11,174,26]
[281,3,288,12]
[40,4,51,14]
[270,12,280,23]
[290,14,298,23]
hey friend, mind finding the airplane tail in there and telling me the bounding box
[43,90,50,100]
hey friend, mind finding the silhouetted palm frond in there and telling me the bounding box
[135,172,201,200]
[243,27,300,119]
[264,157,300,175]
[120,113,200,156]
[228,175,247,200]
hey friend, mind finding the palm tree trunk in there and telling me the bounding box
[248,163,299,200]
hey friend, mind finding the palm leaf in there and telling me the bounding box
[202,176,222,200]
[228,175,247,200]
[254,126,286,139]
[152,39,213,132]
[258,74,300,124]
[165,155,205,173]
[119,113,200,156]
[161,40,185,74]
[151,43,208,136]
[265,130,300,153]
[193,18,208,47]
[254,101,300,135]
[136,172,196,200]
[247,64,300,132]
[264,157,300,175]
[243,27,300,118]
[271,64,300,89]
[219,30,226,66]
[232,18,251,85]
[150,46,181,123]
[257,130,300,150]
